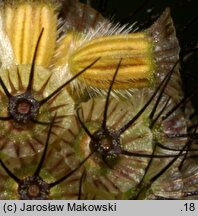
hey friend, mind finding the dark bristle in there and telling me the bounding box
[166,132,198,139]
[121,149,186,159]
[39,57,100,106]
[37,74,52,95]
[150,134,193,183]
[184,191,198,197]
[0,160,21,184]
[157,143,198,152]
[118,61,178,135]
[0,76,11,98]
[77,107,95,140]
[188,123,198,131]
[102,156,113,169]
[49,152,94,188]
[150,97,170,129]
[162,88,198,121]
[8,70,17,94]
[102,59,122,129]
[179,125,198,171]
[0,116,12,121]
[16,67,24,90]
[78,170,86,200]
[31,119,51,126]
[155,196,177,200]
[149,67,173,121]
[34,114,56,176]
[132,141,158,199]
[26,28,44,93]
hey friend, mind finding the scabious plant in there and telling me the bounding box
[0,0,198,200]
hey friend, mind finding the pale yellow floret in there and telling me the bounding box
[68,32,155,89]
[3,1,57,67]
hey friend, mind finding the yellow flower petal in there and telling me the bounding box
[3,1,57,67]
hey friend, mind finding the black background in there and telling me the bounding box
[80,0,198,113]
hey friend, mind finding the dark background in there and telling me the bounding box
[80,0,198,112]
